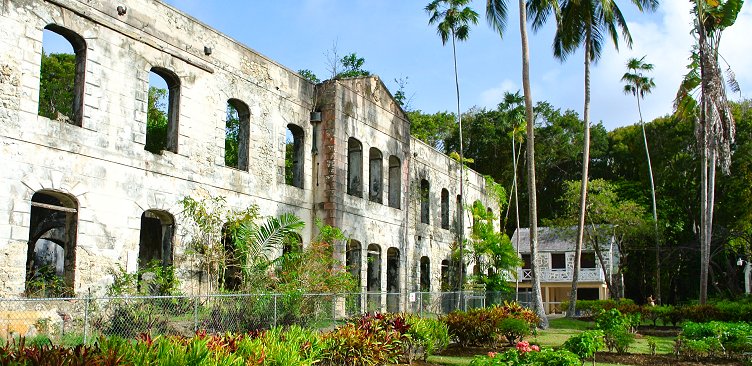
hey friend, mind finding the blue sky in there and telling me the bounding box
[46,0,752,131]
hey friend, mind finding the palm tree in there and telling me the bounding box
[552,0,658,317]
[426,0,479,308]
[621,56,660,303]
[675,0,741,304]
[486,0,556,328]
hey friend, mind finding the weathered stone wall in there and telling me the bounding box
[0,0,501,299]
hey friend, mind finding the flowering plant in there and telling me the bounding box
[516,341,540,353]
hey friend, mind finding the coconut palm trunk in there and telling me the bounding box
[568,36,592,317]
[517,0,548,327]
[451,31,468,309]
[637,92,661,304]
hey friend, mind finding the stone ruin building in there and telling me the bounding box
[0,0,501,302]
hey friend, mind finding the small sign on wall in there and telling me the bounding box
[409,292,416,302]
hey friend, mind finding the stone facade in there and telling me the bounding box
[0,0,500,299]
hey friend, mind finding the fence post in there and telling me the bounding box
[273,294,277,328]
[193,295,199,332]
[83,289,91,344]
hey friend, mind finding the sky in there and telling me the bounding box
[48,0,752,131]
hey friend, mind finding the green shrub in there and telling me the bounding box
[442,302,537,347]
[563,330,605,361]
[604,327,635,354]
[405,315,449,360]
[469,347,580,366]
[498,318,530,345]
[680,321,752,354]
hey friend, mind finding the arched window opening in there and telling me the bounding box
[38,25,86,126]
[145,68,180,154]
[420,179,430,224]
[225,99,250,170]
[346,240,362,288]
[440,259,450,291]
[441,189,450,229]
[420,256,430,292]
[26,191,78,297]
[285,124,305,188]
[347,138,363,197]
[138,210,174,269]
[222,223,241,291]
[366,244,381,311]
[369,148,383,203]
[386,248,400,312]
[388,156,401,209]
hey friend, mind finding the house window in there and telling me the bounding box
[441,189,449,229]
[38,25,86,126]
[225,99,250,170]
[581,252,597,269]
[551,253,566,269]
[420,256,430,292]
[347,240,362,288]
[26,191,78,297]
[222,223,241,291]
[347,138,363,197]
[286,124,305,187]
[145,68,180,154]
[369,148,383,203]
[420,179,430,224]
[388,156,401,208]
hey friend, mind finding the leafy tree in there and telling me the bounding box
[467,201,520,292]
[335,53,370,79]
[38,51,75,122]
[621,56,661,302]
[426,0,479,305]
[674,0,742,304]
[145,86,168,154]
[298,69,320,83]
[553,0,658,316]
[407,110,456,151]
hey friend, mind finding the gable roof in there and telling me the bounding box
[511,227,614,253]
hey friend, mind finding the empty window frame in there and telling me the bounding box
[581,252,597,269]
[521,254,531,269]
[441,189,449,229]
[145,68,180,154]
[347,240,362,288]
[456,195,463,233]
[38,25,86,126]
[420,256,430,292]
[420,179,430,224]
[225,99,250,170]
[366,244,381,292]
[551,253,566,269]
[388,156,401,209]
[285,124,305,187]
[369,148,383,203]
[138,210,174,269]
[222,223,241,291]
[26,191,78,297]
[347,138,363,197]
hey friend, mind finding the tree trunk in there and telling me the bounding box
[637,95,661,304]
[451,32,466,310]
[590,224,617,299]
[519,0,547,328]
[568,36,592,318]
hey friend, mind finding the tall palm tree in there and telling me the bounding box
[621,56,660,303]
[552,0,658,317]
[675,0,741,304]
[487,0,556,327]
[426,0,479,308]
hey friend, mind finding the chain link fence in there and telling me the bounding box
[0,290,525,345]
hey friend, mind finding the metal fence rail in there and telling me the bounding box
[0,291,526,344]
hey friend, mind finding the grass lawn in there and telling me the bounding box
[426,317,677,366]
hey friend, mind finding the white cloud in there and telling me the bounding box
[479,79,519,108]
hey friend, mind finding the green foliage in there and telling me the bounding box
[334,53,370,79]
[322,313,409,365]
[467,201,519,292]
[224,103,240,168]
[25,264,71,298]
[107,260,180,296]
[407,110,456,151]
[679,321,752,354]
[442,302,538,347]
[405,315,450,360]
[563,329,605,360]
[38,51,75,122]
[470,347,580,366]
[595,309,637,353]
[145,86,168,154]
[498,318,530,345]
[298,69,320,83]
